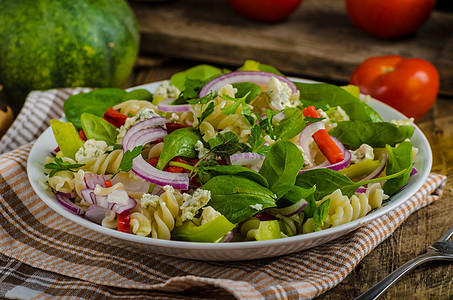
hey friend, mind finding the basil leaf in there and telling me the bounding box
[330,121,414,148]
[383,141,413,196]
[156,127,202,170]
[201,175,276,224]
[295,82,382,122]
[259,140,304,199]
[63,88,126,129]
[80,113,118,146]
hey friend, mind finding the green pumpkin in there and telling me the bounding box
[0,0,140,113]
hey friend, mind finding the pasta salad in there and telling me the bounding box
[42,61,417,243]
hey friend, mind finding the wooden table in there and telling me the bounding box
[129,55,453,299]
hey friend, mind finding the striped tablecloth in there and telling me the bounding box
[0,89,447,299]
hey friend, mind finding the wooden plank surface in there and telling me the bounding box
[129,0,453,97]
[130,58,453,299]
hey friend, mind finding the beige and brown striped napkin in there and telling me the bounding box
[0,89,447,299]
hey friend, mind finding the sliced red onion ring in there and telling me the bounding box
[199,71,298,97]
[80,189,136,214]
[230,152,265,166]
[84,173,109,189]
[56,193,84,215]
[219,231,235,243]
[266,198,309,218]
[157,97,191,112]
[122,119,189,190]
[84,205,107,224]
[298,121,325,166]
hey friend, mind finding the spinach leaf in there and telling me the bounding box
[80,113,118,146]
[201,175,276,224]
[170,64,227,91]
[208,131,250,158]
[156,127,202,170]
[232,82,262,103]
[330,121,414,148]
[383,141,413,196]
[295,168,408,200]
[197,165,269,187]
[277,185,315,207]
[259,140,304,199]
[295,82,382,122]
[273,107,307,140]
[63,88,126,129]
[121,89,152,102]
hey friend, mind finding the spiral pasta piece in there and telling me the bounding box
[113,100,158,117]
[82,149,123,175]
[149,186,184,240]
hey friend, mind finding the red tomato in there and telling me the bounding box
[227,0,303,22]
[349,55,439,121]
[345,0,435,38]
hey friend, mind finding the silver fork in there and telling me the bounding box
[355,225,453,300]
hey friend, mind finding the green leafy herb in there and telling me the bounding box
[208,131,250,158]
[259,109,281,140]
[248,124,269,155]
[273,107,307,140]
[196,101,215,127]
[111,145,143,179]
[221,92,251,116]
[383,141,414,195]
[313,198,330,231]
[44,157,85,177]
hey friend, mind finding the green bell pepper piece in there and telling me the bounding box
[171,215,235,242]
[50,119,84,160]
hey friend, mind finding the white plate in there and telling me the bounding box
[27,79,432,261]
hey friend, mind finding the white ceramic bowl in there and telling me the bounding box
[27,79,432,261]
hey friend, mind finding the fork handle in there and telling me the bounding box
[355,253,443,300]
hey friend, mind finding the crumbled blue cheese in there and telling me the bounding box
[200,206,221,225]
[266,77,299,111]
[179,189,211,223]
[350,144,374,164]
[167,113,180,123]
[195,140,210,159]
[140,193,160,209]
[75,139,108,162]
[249,203,263,211]
[153,80,181,100]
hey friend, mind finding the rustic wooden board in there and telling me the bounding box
[129,0,453,97]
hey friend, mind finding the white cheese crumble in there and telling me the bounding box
[250,203,263,211]
[140,193,160,209]
[179,189,211,223]
[350,144,374,164]
[266,77,299,111]
[75,139,108,162]
[167,113,180,123]
[217,84,237,98]
[200,206,221,225]
[153,80,181,100]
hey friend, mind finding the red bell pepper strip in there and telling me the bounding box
[302,106,344,164]
[79,129,87,141]
[117,212,130,233]
[104,108,129,128]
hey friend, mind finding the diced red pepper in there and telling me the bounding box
[146,156,160,167]
[104,179,112,188]
[79,129,87,141]
[104,107,129,128]
[302,106,344,164]
[166,166,184,173]
[165,122,191,134]
[117,212,130,233]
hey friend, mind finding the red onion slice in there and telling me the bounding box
[199,71,298,97]
[298,121,326,166]
[157,97,190,112]
[56,193,84,215]
[266,198,309,218]
[80,189,136,214]
[84,205,107,224]
[219,231,235,243]
[230,152,265,166]
[122,120,189,190]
